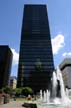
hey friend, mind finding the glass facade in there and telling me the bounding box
[17,5,54,92]
[0,45,13,89]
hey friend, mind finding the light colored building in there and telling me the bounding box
[9,76,17,89]
[59,58,71,89]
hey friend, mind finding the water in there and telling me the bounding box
[39,67,71,108]
[66,88,69,97]
[43,91,46,102]
[38,103,64,108]
[40,90,42,100]
[51,71,57,99]
[46,90,50,103]
[57,67,66,100]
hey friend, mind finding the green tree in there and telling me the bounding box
[22,87,33,96]
[2,86,13,94]
[15,88,22,96]
[0,89,3,93]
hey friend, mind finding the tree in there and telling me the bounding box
[21,87,33,96]
[14,88,22,96]
[2,86,13,94]
[0,89,3,93]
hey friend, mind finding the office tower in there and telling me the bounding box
[59,58,71,89]
[0,45,13,89]
[17,5,54,92]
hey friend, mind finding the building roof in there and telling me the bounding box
[10,76,17,80]
[0,45,13,55]
[59,58,71,70]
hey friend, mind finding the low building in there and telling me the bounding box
[9,76,17,89]
[59,58,71,89]
[0,45,13,89]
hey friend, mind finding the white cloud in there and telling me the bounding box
[51,34,65,55]
[62,52,71,57]
[11,48,19,65]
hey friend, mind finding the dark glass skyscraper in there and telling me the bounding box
[17,5,54,92]
[0,45,13,89]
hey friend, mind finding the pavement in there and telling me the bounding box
[0,101,24,108]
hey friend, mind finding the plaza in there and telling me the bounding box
[0,1,71,108]
[0,100,24,108]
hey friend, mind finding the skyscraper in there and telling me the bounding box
[0,45,13,89]
[17,5,54,92]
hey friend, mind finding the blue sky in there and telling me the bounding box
[0,0,71,77]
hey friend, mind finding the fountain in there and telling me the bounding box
[43,91,46,102]
[66,88,69,97]
[40,90,43,100]
[22,67,71,108]
[46,90,50,103]
[38,67,71,108]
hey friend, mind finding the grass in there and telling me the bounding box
[10,97,26,101]
[16,98,25,101]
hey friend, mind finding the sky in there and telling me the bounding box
[0,0,71,77]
